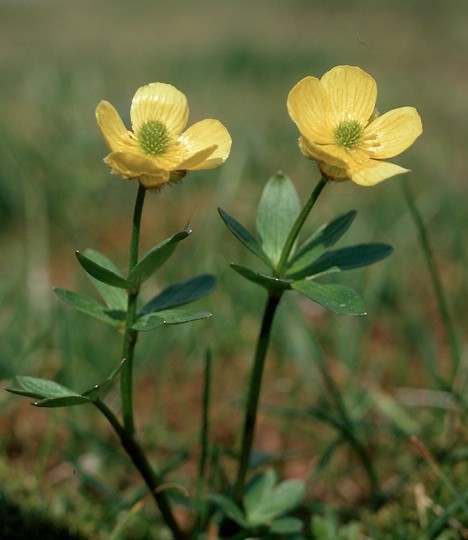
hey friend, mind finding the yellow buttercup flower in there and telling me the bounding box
[287,66,423,186]
[96,83,232,189]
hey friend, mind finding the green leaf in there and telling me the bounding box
[76,251,128,289]
[244,470,305,526]
[289,243,393,280]
[8,376,90,408]
[269,517,303,534]
[287,210,356,275]
[16,376,82,398]
[230,264,292,292]
[128,228,191,287]
[54,288,125,327]
[292,280,366,315]
[208,494,248,528]
[34,396,91,408]
[83,249,128,310]
[82,359,127,401]
[139,274,216,315]
[218,208,270,265]
[244,470,277,525]
[256,173,300,267]
[132,309,212,332]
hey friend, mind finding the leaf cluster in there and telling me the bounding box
[219,173,392,315]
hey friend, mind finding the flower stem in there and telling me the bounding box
[94,399,188,540]
[401,177,460,380]
[234,291,282,504]
[276,175,328,275]
[233,176,328,505]
[121,184,146,434]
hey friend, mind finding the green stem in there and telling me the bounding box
[233,176,328,504]
[276,176,328,275]
[94,399,188,540]
[234,291,282,504]
[401,177,460,380]
[121,183,146,435]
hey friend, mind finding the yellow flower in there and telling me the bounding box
[287,66,422,186]
[96,82,232,189]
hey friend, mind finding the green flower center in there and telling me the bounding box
[138,121,169,155]
[334,120,363,149]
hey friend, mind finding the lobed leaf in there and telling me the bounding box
[287,210,357,275]
[208,494,248,528]
[245,470,305,526]
[292,280,366,315]
[128,228,191,287]
[256,173,300,267]
[139,274,216,315]
[269,517,303,534]
[288,243,393,280]
[218,208,270,266]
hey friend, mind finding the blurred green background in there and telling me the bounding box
[1,0,467,537]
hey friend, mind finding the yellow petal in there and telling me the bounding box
[130,82,189,138]
[321,66,377,126]
[96,101,136,152]
[349,160,410,186]
[299,136,348,168]
[177,146,218,170]
[177,119,232,170]
[363,107,423,159]
[287,76,334,144]
[105,151,169,180]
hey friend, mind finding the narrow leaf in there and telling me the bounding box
[218,208,270,265]
[208,494,248,528]
[82,359,127,401]
[139,274,216,315]
[287,210,357,275]
[132,309,211,332]
[292,280,366,315]
[54,288,125,327]
[83,249,127,310]
[76,251,128,289]
[34,395,91,408]
[128,228,191,287]
[230,264,292,292]
[256,173,300,267]
[289,243,393,280]
[270,517,303,534]
[16,376,82,399]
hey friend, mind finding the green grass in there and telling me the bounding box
[1,0,468,537]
